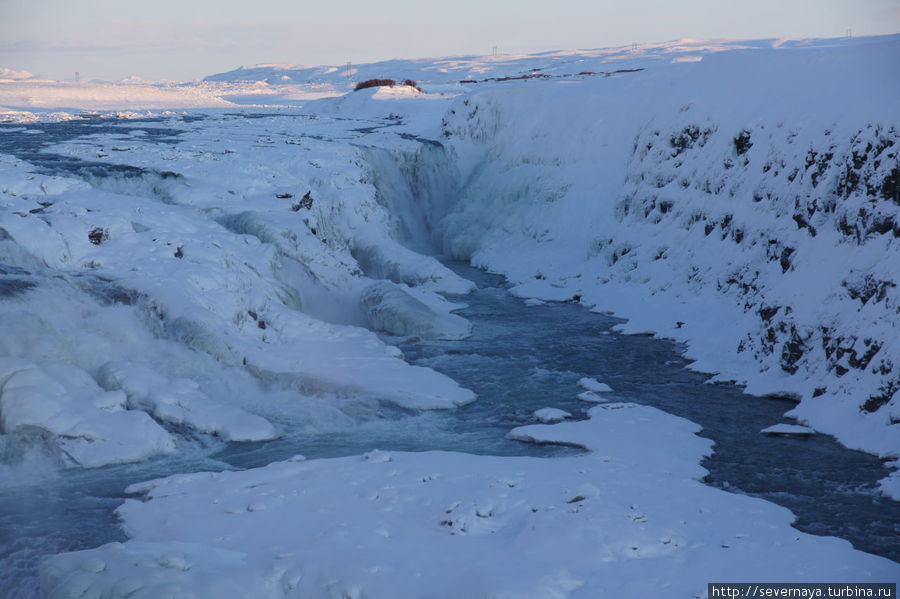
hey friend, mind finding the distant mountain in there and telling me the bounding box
[202,39,790,86]
[0,67,35,81]
[203,63,346,84]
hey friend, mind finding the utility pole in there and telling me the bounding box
[492,46,498,57]
[346,61,351,79]
[845,28,852,40]
[75,71,80,82]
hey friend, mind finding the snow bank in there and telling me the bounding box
[41,403,897,598]
[0,81,235,112]
[430,35,900,460]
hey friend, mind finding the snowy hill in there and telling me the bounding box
[202,38,876,86]
[203,62,346,84]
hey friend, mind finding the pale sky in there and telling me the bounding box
[2,0,899,81]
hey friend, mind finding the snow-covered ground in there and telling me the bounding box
[42,404,896,599]
[0,34,898,597]
[0,79,343,119]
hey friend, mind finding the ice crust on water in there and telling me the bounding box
[350,240,475,294]
[97,361,278,442]
[0,358,175,467]
[576,391,610,403]
[41,403,898,598]
[533,407,571,423]
[360,280,471,339]
[760,423,816,436]
[577,377,613,393]
[879,469,900,501]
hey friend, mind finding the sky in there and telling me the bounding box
[1,0,899,81]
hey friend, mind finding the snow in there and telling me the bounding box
[532,407,572,423]
[199,39,805,89]
[0,112,478,469]
[428,34,900,462]
[577,391,610,403]
[577,377,613,393]
[0,358,175,468]
[760,423,816,436]
[41,403,897,598]
[97,361,278,442]
[0,32,898,598]
[0,68,35,82]
[880,468,900,501]
[360,280,471,339]
[0,81,235,112]
[0,102,477,422]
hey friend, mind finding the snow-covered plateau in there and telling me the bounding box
[0,35,898,597]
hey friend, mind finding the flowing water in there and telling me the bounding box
[411,263,900,559]
[217,261,900,564]
[0,119,897,598]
